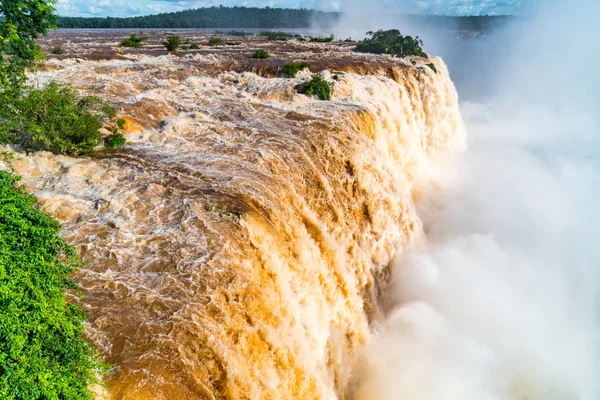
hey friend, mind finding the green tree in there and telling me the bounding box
[0,0,57,93]
[0,172,106,399]
[296,75,333,100]
[0,82,120,156]
[355,29,428,58]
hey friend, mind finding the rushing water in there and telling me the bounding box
[8,42,464,399]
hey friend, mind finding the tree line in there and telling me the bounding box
[57,6,340,29]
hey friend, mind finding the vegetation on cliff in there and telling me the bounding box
[0,172,106,399]
[280,61,311,78]
[355,29,427,58]
[0,2,108,397]
[296,75,333,100]
[0,0,56,93]
[0,82,125,156]
[0,1,126,155]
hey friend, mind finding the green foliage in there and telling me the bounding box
[104,118,126,148]
[119,33,147,48]
[259,31,300,41]
[164,35,181,51]
[57,7,340,29]
[225,42,241,46]
[280,61,310,78]
[0,0,57,93]
[208,37,223,47]
[355,29,428,58]
[426,63,438,74]
[0,82,118,156]
[251,50,269,59]
[310,35,334,43]
[296,75,333,100]
[50,46,64,55]
[0,171,106,400]
[181,42,199,50]
[217,30,250,36]
[104,132,126,148]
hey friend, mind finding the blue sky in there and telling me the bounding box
[55,0,524,18]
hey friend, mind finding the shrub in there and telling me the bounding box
[164,35,181,51]
[426,63,438,74]
[50,46,64,55]
[223,30,249,37]
[355,29,427,58]
[226,42,241,46]
[0,171,107,399]
[181,43,199,50]
[0,82,119,156]
[280,61,310,78]
[296,75,333,100]
[104,118,127,148]
[259,31,296,41]
[104,132,126,148]
[310,35,334,43]
[208,37,223,47]
[119,33,147,48]
[251,50,270,59]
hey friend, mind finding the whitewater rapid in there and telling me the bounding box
[7,49,464,399]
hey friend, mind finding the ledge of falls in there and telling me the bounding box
[9,33,466,400]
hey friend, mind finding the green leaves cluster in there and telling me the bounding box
[0,81,124,156]
[355,29,428,58]
[207,37,223,47]
[163,35,180,51]
[251,49,269,59]
[309,35,334,43]
[296,75,333,101]
[280,61,310,78]
[119,33,147,48]
[0,0,57,93]
[0,172,106,400]
[259,31,300,41]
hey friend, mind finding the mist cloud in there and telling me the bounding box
[348,0,600,399]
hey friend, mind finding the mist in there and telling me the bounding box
[346,0,600,399]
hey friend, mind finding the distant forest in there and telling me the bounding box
[56,6,513,31]
[57,7,339,29]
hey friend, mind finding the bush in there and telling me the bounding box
[251,50,270,59]
[50,46,64,55]
[0,82,120,156]
[119,33,147,48]
[259,31,297,41]
[226,30,249,36]
[310,35,334,43]
[164,35,181,51]
[0,171,107,399]
[181,43,199,50]
[225,42,241,46]
[208,37,223,47]
[355,30,427,58]
[104,118,127,148]
[215,30,249,37]
[104,132,126,148]
[426,63,438,74]
[280,61,310,78]
[296,75,333,100]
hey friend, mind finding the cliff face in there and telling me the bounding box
[10,43,465,399]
